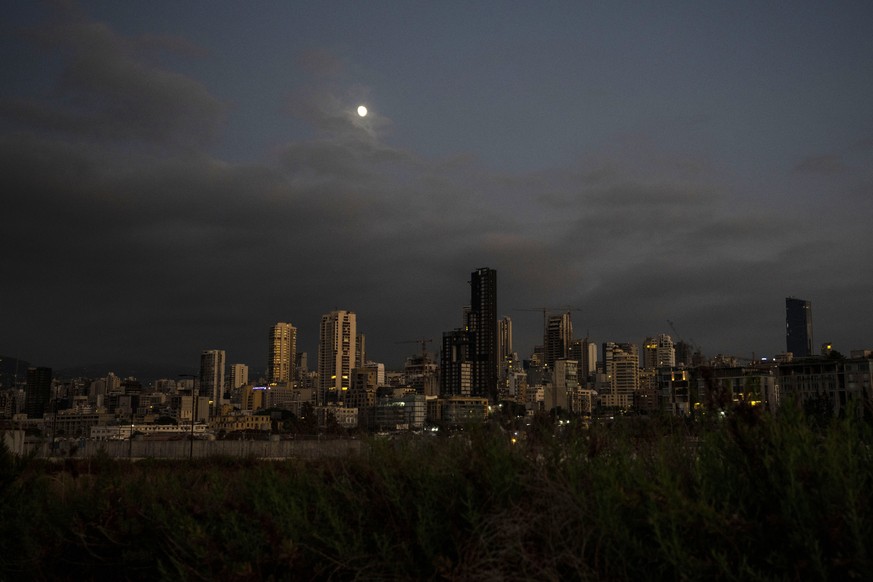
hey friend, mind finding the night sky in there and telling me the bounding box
[3,1,872,375]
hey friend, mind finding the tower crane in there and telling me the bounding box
[667,320,704,363]
[667,320,697,350]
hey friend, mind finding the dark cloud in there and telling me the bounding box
[1,15,226,147]
[285,88,390,142]
[850,136,873,153]
[793,154,846,175]
[296,49,345,77]
[3,4,871,373]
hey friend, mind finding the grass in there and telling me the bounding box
[1,404,872,580]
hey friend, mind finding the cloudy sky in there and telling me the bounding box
[3,1,872,375]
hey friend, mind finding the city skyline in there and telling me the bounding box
[3,2,872,372]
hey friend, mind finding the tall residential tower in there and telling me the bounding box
[318,310,357,405]
[544,312,573,369]
[469,267,497,401]
[199,349,226,417]
[268,322,297,383]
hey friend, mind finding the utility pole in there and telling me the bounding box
[179,374,198,461]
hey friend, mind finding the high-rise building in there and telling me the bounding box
[786,297,813,357]
[365,361,385,387]
[268,323,297,383]
[674,340,694,368]
[601,342,639,409]
[24,366,52,418]
[348,367,379,409]
[657,334,676,368]
[356,333,366,370]
[229,363,249,390]
[544,312,573,369]
[569,337,598,380]
[318,310,356,405]
[642,337,659,370]
[497,316,513,370]
[642,334,676,369]
[296,352,308,379]
[469,267,497,401]
[547,359,579,412]
[441,328,473,397]
[200,350,226,417]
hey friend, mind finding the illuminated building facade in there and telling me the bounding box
[318,310,356,405]
[497,316,513,371]
[268,322,297,383]
[229,363,249,390]
[200,349,226,417]
[642,334,676,369]
[601,342,639,409]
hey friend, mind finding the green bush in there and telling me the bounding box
[1,406,871,580]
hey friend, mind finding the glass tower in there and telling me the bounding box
[785,297,813,357]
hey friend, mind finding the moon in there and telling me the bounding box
[357,105,368,117]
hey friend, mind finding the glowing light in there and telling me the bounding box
[357,105,368,117]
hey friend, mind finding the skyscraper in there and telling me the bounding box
[268,322,297,383]
[657,334,676,368]
[441,328,473,397]
[544,312,573,369]
[199,349,226,417]
[786,297,813,357]
[601,342,639,409]
[497,315,514,385]
[642,334,675,369]
[569,337,598,380]
[497,316,513,365]
[469,267,497,401]
[229,363,249,390]
[318,310,356,405]
[356,332,366,370]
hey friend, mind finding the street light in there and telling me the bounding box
[179,374,198,461]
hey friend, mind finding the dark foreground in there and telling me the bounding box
[2,407,872,580]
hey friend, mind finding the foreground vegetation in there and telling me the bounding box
[2,404,872,580]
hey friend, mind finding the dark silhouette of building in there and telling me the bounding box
[24,366,52,418]
[544,312,572,369]
[440,328,472,396]
[786,297,813,357]
[469,267,497,402]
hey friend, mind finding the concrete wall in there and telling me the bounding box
[19,437,363,460]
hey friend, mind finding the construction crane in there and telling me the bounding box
[667,320,697,349]
[667,320,704,363]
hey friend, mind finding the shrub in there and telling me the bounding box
[1,407,872,580]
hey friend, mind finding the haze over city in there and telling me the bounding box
[3,1,872,373]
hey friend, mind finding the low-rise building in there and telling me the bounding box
[439,396,488,426]
[373,393,426,430]
[778,356,872,416]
